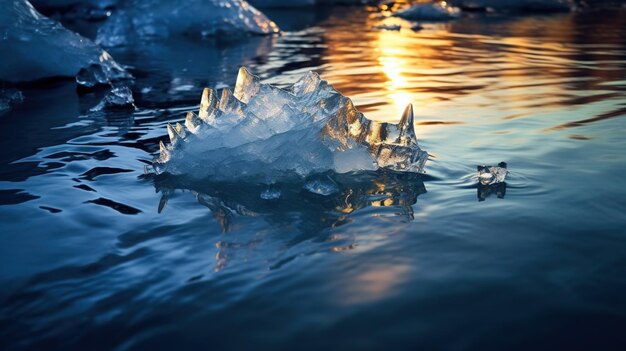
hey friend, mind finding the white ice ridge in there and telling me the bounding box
[95,0,280,47]
[152,67,428,181]
[0,0,128,83]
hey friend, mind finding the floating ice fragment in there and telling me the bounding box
[411,23,424,31]
[0,88,24,113]
[95,0,280,47]
[304,175,340,196]
[90,86,135,111]
[477,162,508,185]
[0,0,129,84]
[372,24,401,31]
[393,2,461,21]
[260,188,281,200]
[152,67,428,181]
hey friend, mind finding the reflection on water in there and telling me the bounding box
[478,182,507,201]
[1,4,626,351]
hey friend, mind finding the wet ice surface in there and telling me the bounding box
[2,3,626,351]
[153,67,427,181]
[95,0,280,47]
[0,0,127,83]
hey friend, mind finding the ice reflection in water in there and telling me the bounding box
[152,171,426,270]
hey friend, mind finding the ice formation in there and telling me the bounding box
[393,2,461,21]
[477,162,508,185]
[0,88,24,113]
[95,0,280,47]
[0,0,128,84]
[152,67,428,181]
[448,0,573,13]
[90,86,135,111]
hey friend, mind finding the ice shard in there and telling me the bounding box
[95,0,280,47]
[152,67,428,181]
[477,162,508,185]
[0,0,129,84]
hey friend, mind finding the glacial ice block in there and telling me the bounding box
[393,2,461,21]
[95,0,280,47]
[152,67,428,181]
[0,0,128,83]
[478,162,508,185]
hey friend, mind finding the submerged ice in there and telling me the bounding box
[152,67,428,181]
[0,0,128,83]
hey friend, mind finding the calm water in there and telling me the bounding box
[2,4,626,350]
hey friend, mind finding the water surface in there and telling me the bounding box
[1,4,626,350]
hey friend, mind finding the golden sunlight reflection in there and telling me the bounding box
[374,29,451,121]
[339,264,411,305]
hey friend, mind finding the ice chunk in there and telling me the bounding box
[477,162,508,185]
[393,2,461,21]
[95,0,280,47]
[303,176,339,196]
[0,88,24,113]
[372,24,402,31]
[0,0,129,83]
[90,86,135,111]
[260,187,281,200]
[152,67,428,181]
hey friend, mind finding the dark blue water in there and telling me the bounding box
[2,4,626,350]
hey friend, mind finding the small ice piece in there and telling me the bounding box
[0,88,24,113]
[372,24,401,31]
[0,0,129,83]
[477,162,508,185]
[411,23,423,31]
[96,0,280,47]
[393,2,461,21]
[303,175,339,196]
[260,187,281,200]
[90,86,135,111]
[153,67,428,181]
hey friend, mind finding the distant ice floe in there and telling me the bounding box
[0,0,129,84]
[151,67,428,182]
[393,2,461,21]
[448,0,573,13]
[95,0,280,47]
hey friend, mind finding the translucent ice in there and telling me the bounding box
[303,175,339,196]
[477,162,508,185]
[95,0,280,47]
[0,0,129,83]
[90,86,135,111]
[393,2,461,21]
[152,67,428,181]
[0,88,24,113]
